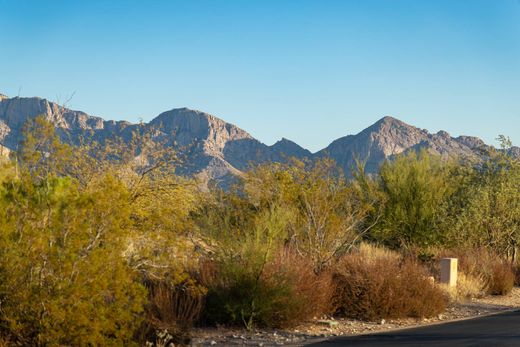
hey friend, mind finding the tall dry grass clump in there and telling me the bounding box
[488,261,514,295]
[436,248,514,297]
[332,244,446,321]
[139,279,206,345]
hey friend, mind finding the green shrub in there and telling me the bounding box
[332,248,446,321]
[201,252,332,329]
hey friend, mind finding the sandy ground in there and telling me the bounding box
[189,287,520,346]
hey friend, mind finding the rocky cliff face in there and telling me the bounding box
[316,116,487,175]
[0,95,311,183]
[0,94,515,184]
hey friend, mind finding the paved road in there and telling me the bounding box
[306,310,520,347]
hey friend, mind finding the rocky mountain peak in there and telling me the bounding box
[437,130,451,139]
[271,137,312,158]
[370,116,409,131]
[150,107,253,149]
[273,137,301,147]
[0,92,508,185]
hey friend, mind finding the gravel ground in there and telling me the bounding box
[189,287,520,347]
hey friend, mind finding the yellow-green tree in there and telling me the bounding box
[0,116,202,345]
[242,159,375,272]
[371,150,455,250]
[0,168,146,345]
[448,137,520,261]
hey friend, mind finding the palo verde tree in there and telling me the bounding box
[0,116,201,345]
[448,136,520,261]
[371,150,456,250]
[241,158,376,273]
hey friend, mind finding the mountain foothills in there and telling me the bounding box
[1,92,520,346]
[0,93,516,184]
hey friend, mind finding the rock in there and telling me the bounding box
[210,341,217,346]
[317,320,339,327]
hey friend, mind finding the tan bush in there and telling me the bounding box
[263,251,334,326]
[357,242,401,263]
[140,279,206,345]
[441,272,485,302]
[435,248,514,297]
[488,261,514,295]
[332,247,446,321]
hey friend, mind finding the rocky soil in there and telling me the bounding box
[189,287,520,346]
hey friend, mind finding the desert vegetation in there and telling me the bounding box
[0,117,519,345]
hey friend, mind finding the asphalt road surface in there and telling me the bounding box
[307,310,520,347]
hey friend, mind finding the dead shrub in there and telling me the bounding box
[513,265,520,286]
[488,261,514,295]
[332,249,446,321]
[262,251,334,327]
[140,279,206,345]
[435,248,514,296]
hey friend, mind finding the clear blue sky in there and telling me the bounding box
[1,0,519,152]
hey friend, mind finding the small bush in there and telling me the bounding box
[201,251,333,329]
[440,272,485,302]
[457,272,486,300]
[488,262,514,295]
[332,246,446,321]
[513,265,520,286]
[139,279,206,345]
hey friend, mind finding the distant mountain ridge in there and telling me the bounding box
[0,94,516,184]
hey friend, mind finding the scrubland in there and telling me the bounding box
[0,118,518,346]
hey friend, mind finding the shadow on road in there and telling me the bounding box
[306,310,520,346]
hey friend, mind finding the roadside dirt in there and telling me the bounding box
[190,287,520,346]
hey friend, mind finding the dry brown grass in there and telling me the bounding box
[435,248,514,297]
[440,272,486,302]
[332,245,446,321]
[488,261,515,295]
[262,251,334,327]
[357,242,401,263]
[140,279,206,345]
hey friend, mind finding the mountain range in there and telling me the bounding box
[0,93,516,185]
